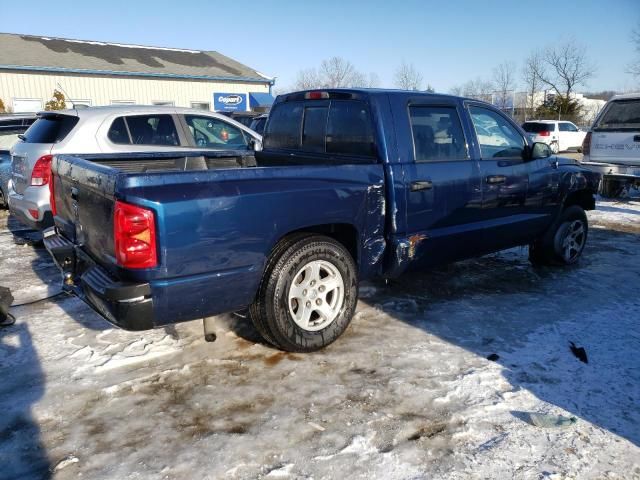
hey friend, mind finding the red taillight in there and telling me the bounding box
[114,200,157,269]
[30,154,53,186]
[539,131,550,137]
[582,131,592,155]
[305,91,329,100]
[28,209,39,219]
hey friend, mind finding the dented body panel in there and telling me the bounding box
[45,89,600,331]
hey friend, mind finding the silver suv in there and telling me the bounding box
[8,106,262,229]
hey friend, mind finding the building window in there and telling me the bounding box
[12,98,43,113]
[111,100,136,105]
[152,101,175,106]
[190,102,210,111]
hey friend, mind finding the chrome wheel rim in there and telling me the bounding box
[561,220,586,262]
[287,260,345,331]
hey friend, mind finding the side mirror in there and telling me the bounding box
[248,138,263,152]
[531,142,552,160]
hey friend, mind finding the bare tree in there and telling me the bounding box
[293,68,322,90]
[461,77,493,102]
[394,61,423,90]
[293,57,380,90]
[319,57,359,88]
[522,51,545,118]
[367,72,380,88]
[538,40,595,99]
[492,61,516,110]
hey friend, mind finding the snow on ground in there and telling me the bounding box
[0,194,639,480]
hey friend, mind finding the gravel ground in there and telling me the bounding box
[0,188,639,480]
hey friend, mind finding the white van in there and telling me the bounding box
[581,93,640,197]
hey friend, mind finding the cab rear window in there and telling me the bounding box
[264,99,375,157]
[595,100,640,130]
[22,115,79,144]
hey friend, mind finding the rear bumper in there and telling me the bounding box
[580,161,640,181]
[43,227,155,331]
[8,183,54,230]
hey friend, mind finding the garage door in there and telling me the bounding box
[13,99,42,113]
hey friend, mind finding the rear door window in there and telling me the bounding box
[595,99,640,130]
[409,106,467,162]
[184,115,248,149]
[558,122,578,132]
[23,115,79,143]
[107,117,129,144]
[108,115,179,146]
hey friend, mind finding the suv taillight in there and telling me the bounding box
[539,131,550,137]
[30,154,53,186]
[114,200,157,269]
[582,131,591,156]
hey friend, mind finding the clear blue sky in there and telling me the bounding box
[3,0,638,92]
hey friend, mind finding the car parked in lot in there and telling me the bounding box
[0,114,37,208]
[45,89,600,352]
[581,93,640,197]
[249,113,268,135]
[220,111,262,128]
[8,106,261,229]
[522,120,586,154]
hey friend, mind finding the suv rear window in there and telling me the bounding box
[22,115,79,143]
[595,99,640,130]
[264,99,375,157]
[522,122,554,133]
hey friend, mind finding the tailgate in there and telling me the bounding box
[51,155,118,269]
[590,98,640,165]
[590,131,640,165]
[11,143,53,195]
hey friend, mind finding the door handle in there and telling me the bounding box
[410,180,433,192]
[486,175,506,185]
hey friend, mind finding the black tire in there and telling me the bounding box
[600,178,626,198]
[249,234,358,352]
[0,188,6,209]
[529,205,588,266]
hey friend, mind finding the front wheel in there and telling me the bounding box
[529,205,588,266]
[250,235,358,352]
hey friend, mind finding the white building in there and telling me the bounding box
[0,33,275,113]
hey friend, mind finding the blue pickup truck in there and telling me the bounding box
[44,89,601,352]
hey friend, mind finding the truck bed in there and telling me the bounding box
[48,150,387,329]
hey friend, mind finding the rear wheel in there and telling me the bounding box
[250,235,358,352]
[0,188,6,208]
[529,205,588,266]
